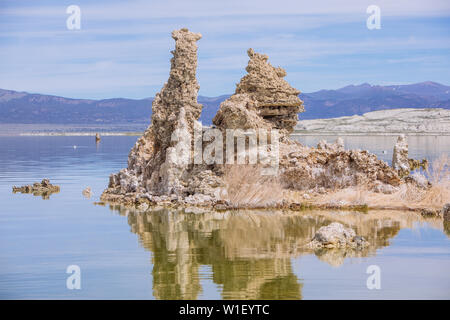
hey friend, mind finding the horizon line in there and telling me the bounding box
[1,80,448,101]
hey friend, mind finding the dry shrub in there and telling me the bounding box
[318,153,450,210]
[419,154,450,207]
[327,186,369,206]
[220,165,283,208]
[392,154,450,208]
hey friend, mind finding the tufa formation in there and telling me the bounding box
[103,28,220,204]
[12,179,60,199]
[213,48,303,135]
[101,28,427,209]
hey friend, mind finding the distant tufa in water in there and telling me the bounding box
[12,179,60,199]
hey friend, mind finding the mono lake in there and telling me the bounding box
[0,135,449,299]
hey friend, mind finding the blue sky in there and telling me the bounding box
[0,0,449,99]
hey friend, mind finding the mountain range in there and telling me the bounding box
[1,81,449,125]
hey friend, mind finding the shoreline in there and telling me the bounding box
[17,132,144,136]
[292,131,450,136]
[97,194,445,217]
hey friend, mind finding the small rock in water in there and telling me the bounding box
[12,179,60,199]
[82,187,92,198]
[307,222,368,249]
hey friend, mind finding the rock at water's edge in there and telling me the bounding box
[307,222,368,249]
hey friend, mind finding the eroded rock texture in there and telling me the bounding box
[307,222,368,249]
[101,28,415,208]
[12,179,60,199]
[280,139,401,193]
[392,134,409,177]
[392,134,428,178]
[443,203,450,222]
[103,28,208,201]
[213,49,303,136]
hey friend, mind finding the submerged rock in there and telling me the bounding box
[12,179,60,199]
[307,222,368,249]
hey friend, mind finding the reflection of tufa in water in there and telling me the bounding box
[12,179,60,200]
[107,206,436,299]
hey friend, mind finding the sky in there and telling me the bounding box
[0,0,449,99]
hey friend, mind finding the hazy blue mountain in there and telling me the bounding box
[1,82,449,124]
[198,94,230,125]
[299,81,450,119]
[0,89,153,124]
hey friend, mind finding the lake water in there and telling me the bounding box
[0,135,449,299]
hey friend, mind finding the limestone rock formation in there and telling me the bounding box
[101,28,412,209]
[12,179,60,199]
[151,28,202,153]
[279,139,401,192]
[143,28,204,196]
[392,134,409,177]
[392,134,428,178]
[102,28,221,203]
[82,187,92,198]
[307,222,368,249]
[213,48,303,135]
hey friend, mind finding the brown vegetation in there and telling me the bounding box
[219,165,283,208]
[313,154,449,211]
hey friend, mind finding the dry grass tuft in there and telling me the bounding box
[326,186,369,206]
[220,165,284,208]
[419,154,450,207]
[317,154,450,210]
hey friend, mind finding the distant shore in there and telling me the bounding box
[2,107,450,136]
[0,123,147,136]
[291,132,450,136]
[16,131,449,137]
[18,132,144,136]
[295,108,450,136]
[8,129,450,137]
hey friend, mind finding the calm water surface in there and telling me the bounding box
[0,135,449,299]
